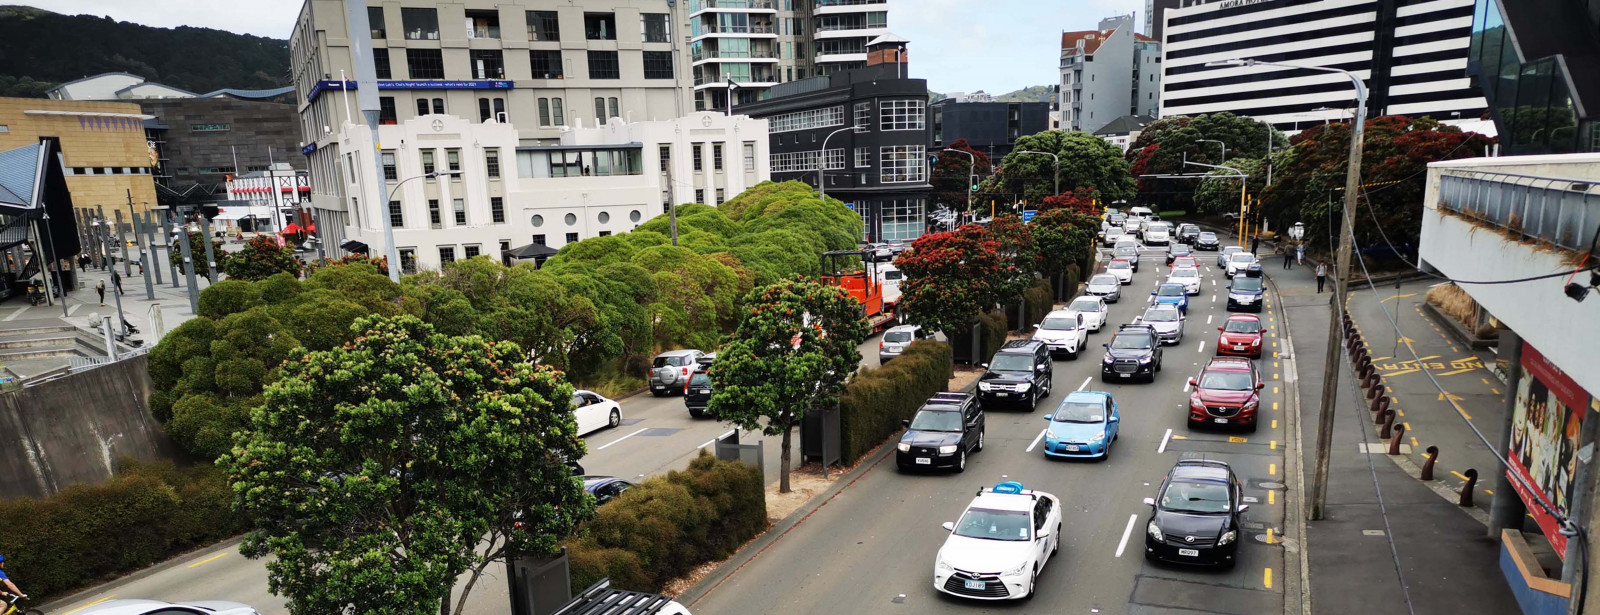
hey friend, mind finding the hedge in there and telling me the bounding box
[0,459,243,600]
[978,310,1008,363]
[1023,279,1053,329]
[567,451,766,594]
[839,340,953,464]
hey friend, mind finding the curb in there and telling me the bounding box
[38,536,247,613]
[1263,271,1312,615]
[1417,302,1497,351]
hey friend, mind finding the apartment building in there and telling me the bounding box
[1158,0,1486,129]
[689,0,896,112]
[1059,15,1161,133]
[927,99,1051,163]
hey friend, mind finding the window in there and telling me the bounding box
[770,150,844,172]
[585,12,617,40]
[421,150,436,175]
[642,13,670,42]
[695,189,705,203]
[381,152,398,180]
[453,198,466,225]
[465,9,500,39]
[880,146,926,183]
[530,50,563,79]
[716,188,725,204]
[388,200,404,227]
[399,248,417,274]
[692,144,703,171]
[854,146,870,168]
[630,210,642,223]
[552,98,564,125]
[479,97,505,122]
[768,106,844,133]
[485,149,501,178]
[447,148,461,173]
[599,211,610,224]
[532,234,546,245]
[494,98,506,122]
[538,98,553,126]
[527,10,559,41]
[407,49,445,79]
[401,8,439,40]
[588,51,620,79]
[464,245,481,258]
[417,99,428,116]
[598,231,612,237]
[712,144,724,171]
[439,246,456,265]
[594,97,606,120]
[881,198,925,242]
[380,97,397,124]
[373,48,392,79]
[491,197,505,223]
[416,98,443,116]
[565,232,580,244]
[499,240,510,258]
[743,142,756,170]
[429,199,442,227]
[643,51,674,79]
[880,99,925,131]
[368,6,386,38]
[479,98,491,122]
[659,145,671,172]
[608,97,619,120]
[470,50,505,79]
[854,101,871,128]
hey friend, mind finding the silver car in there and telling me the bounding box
[1217,246,1244,268]
[650,349,704,396]
[1137,305,1185,345]
[879,324,933,363]
[1085,274,1123,303]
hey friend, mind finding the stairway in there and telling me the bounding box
[0,323,139,381]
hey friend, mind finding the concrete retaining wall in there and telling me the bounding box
[0,355,179,498]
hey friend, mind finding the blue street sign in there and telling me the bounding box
[844,202,856,211]
[1022,209,1038,222]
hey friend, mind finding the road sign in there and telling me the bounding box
[843,202,856,211]
[1022,209,1038,222]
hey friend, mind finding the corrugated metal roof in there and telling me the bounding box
[0,144,41,209]
[199,86,297,100]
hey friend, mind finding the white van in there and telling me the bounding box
[879,264,904,306]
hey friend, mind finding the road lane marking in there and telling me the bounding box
[1026,428,1047,452]
[1491,388,1501,396]
[1212,294,1217,303]
[698,429,737,449]
[1269,463,1277,475]
[1267,528,1276,544]
[1271,420,1278,429]
[1397,409,1405,417]
[1438,367,1476,376]
[1272,402,1279,411]
[1183,380,1192,393]
[1116,513,1138,557]
[596,427,649,450]
[1482,377,1491,385]
[1268,490,1276,505]
[1159,428,1173,453]
[1273,386,1279,395]
[1197,341,1206,353]
[1264,568,1274,589]
[1207,314,1213,324]
[1411,437,1420,447]
[2,307,23,321]
[62,596,117,615]
[1077,376,1092,391]
[188,553,227,568]
[1270,440,1277,450]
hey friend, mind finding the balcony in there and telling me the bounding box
[691,0,777,13]
[814,0,887,14]
[694,70,777,87]
[693,23,775,35]
[692,48,780,63]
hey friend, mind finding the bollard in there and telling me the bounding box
[1359,362,1375,381]
[1354,346,1370,366]
[1421,445,1439,480]
[1388,424,1407,455]
[1378,409,1395,438]
[1370,395,1390,416]
[1364,373,1382,398]
[1459,469,1479,507]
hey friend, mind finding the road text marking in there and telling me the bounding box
[1264,568,1273,589]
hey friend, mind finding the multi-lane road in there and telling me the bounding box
[688,241,1299,614]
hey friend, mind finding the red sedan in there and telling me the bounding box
[1215,314,1264,358]
[1187,357,1263,432]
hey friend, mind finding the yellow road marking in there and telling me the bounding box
[1382,293,1418,303]
[1481,377,1491,385]
[1273,402,1279,411]
[1396,409,1404,417]
[1373,356,1392,361]
[1274,386,1280,395]
[1268,490,1276,505]
[1266,528,1276,543]
[1451,471,1469,481]
[1385,386,1394,393]
[1171,435,1188,440]
[1404,422,1411,431]
[1269,463,1277,476]
[1437,367,1477,376]
[1411,436,1420,447]
[1264,568,1274,589]
[1416,355,1440,362]
[63,597,117,615]
[188,552,228,568]
[1271,420,1278,429]
[1491,388,1501,396]
[1486,489,1494,495]
[1384,368,1420,377]
[1229,436,1248,443]
[1273,351,1279,358]
[1273,373,1280,380]
[1270,440,1277,450]
[1274,361,1280,369]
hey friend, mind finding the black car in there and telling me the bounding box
[896,392,984,472]
[1226,274,1266,313]
[1176,224,1201,245]
[685,372,714,417]
[1165,243,1193,265]
[582,476,635,506]
[1143,459,1247,568]
[1101,324,1163,382]
[978,340,1054,410]
[1194,232,1221,251]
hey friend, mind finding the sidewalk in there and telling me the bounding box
[1252,241,1519,614]
[0,256,211,345]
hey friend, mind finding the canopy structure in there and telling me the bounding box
[504,242,559,260]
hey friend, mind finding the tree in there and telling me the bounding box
[997,130,1135,203]
[707,280,868,493]
[1031,209,1099,280]
[1192,157,1268,217]
[984,215,1038,305]
[895,225,1009,338]
[1130,112,1288,211]
[929,139,992,211]
[1037,187,1100,216]
[222,235,303,281]
[224,315,592,615]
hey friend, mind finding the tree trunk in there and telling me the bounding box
[779,422,793,494]
[440,586,453,615]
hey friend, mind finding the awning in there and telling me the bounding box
[504,242,558,259]
[340,239,369,254]
[280,222,305,235]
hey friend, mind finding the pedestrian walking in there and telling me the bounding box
[1250,236,1260,255]
[1282,245,1293,269]
[1296,243,1305,265]
[95,280,105,306]
[111,270,122,294]
[1316,262,1328,293]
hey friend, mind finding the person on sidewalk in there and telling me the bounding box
[1296,243,1306,265]
[1316,262,1328,293]
[1282,246,1294,269]
[111,270,122,294]
[1251,235,1260,255]
[95,279,105,306]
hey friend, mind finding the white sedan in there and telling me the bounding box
[1225,251,1258,277]
[1063,295,1109,332]
[1106,259,1135,284]
[1167,267,1203,295]
[75,600,259,615]
[1032,309,1090,359]
[935,482,1062,600]
[572,390,623,436]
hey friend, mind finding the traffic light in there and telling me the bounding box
[970,184,979,192]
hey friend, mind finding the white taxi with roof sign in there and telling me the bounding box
[934,481,1062,600]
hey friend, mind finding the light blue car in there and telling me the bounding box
[1041,391,1120,460]
[1150,283,1189,314]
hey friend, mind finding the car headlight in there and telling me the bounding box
[1016,382,1032,392]
[1000,562,1029,577]
[938,445,959,455]
[1190,393,1204,407]
[1242,399,1259,410]
[1103,354,1114,364]
[1089,432,1106,443]
[936,556,954,573]
[1252,338,1262,346]
[897,442,911,452]
[1218,530,1237,546]
[1147,520,1164,541]
[1138,356,1152,364]
[978,382,993,391]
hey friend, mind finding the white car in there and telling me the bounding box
[1167,267,1203,295]
[935,481,1062,600]
[1143,222,1172,246]
[1100,227,1126,247]
[572,390,623,436]
[1106,259,1135,284]
[74,600,259,615]
[1033,309,1090,359]
[1225,251,1258,277]
[1217,246,1244,268]
[1063,295,1109,332]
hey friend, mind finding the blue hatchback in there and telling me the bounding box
[1150,283,1189,314]
[1041,391,1120,460]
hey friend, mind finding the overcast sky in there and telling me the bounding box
[22,0,1143,94]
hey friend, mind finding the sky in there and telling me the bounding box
[21,0,1143,95]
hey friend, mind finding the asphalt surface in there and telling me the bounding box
[690,242,1294,615]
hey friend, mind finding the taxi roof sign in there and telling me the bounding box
[991,481,1024,495]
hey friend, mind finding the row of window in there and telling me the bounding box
[769,106,845,133]
[65,167,153,176]
[531,209,645,228]
[770,149,845,173]
[370,8,669,44]
[385,196,506,230]
[663,143,759,173]
[516,149,645,179]
[379,147,499,181]
[374,48,673,81]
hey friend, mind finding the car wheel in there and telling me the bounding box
[1029,389,1039,410]
[955,450,967,473]
[976,429,986,452]
[1247,420,1259,433]
[1188,418,1202,430]
[1067,345,1079,360]
[1023,567,1038,600]
[609,409,621,429]
[689,407,703,418]
[1102,439,1112,461]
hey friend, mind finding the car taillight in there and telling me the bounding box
[682,367,689,377]
[879,341,884,350]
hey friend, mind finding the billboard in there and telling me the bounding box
[1507,342,1593,557]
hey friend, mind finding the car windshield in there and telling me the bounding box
[990,354,1035,372]
[1171,269,1198,279]
[1222,247,1241,255]
[1052,401,1105,423]
[1224,319,1260,333]
[1089,275,1118,286]
[1200,233,1217,240]
[883,270,902,281]
[1108,260,1131,270]
[1230,253,1256,263]
[1106,228,1123,235]
[1115,247,1137,257]
[1041,316,1078,330]
[1145,307,1180,322]
[884,330,912,343]
[1200,370,1255,390]
[689,373,710,387]
[1112,333,1152,349]
[1160,480,1232,514]
[1232,277,1264,292]
[909,409,962,432]
[1069,298,1099,311]
[1157,285,1185,296]
[954,508,1033,541]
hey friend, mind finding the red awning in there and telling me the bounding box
[280,223,304,235]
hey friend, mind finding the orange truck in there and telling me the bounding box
[819,250,897,333]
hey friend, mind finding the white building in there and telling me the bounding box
[337,112,768,272]
[1058,15,1161,133]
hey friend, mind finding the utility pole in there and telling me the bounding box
[345,0,401,282]
[133,210,154,301]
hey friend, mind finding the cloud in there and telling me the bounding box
[16,0,301,39]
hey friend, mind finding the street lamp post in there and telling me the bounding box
[1209,57,1367,522]
[381,171,459,273]
[1197,139,1227,165]
[1010,150,1060,197]
[818,126,862,202]
[942,148,976,220]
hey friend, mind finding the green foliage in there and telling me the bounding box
[998,131,1135,203]
[221,235,303,282]
[1031,208,1098,278]
[895,225,1010,338]
[1130,112,1288,211]
[1193,157,1268,216]
[838,340,953,464]
[977,310,1008,362]
[0,458,242,601]
[225,316,592,615]
[196,279,261,320]
[930,139,993,210]
[566,452,766,594]
[1022,279,1054,330]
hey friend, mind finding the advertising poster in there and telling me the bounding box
[1507,342,1592,557]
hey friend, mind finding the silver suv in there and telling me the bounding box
[650,349,705,396]
[880,324,934,364]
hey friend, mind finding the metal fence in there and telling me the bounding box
[1437,171,1600,256]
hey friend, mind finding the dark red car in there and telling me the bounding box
[1215,314,1264,359]
[1186,357,1263,432]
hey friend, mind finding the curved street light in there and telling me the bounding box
[1010,150,1060,197]
[818,126,863,202]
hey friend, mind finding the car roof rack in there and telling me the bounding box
[1000,339,1041,350]
[928,392,971,404]
[552,579,677,615]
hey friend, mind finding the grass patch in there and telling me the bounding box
[1426,283,1476,326]
[1157,210,1190,219]
[584,374,647,399]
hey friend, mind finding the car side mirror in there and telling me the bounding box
[1256,382,1265,390]
[1110,415,1120,423]
[1038,525,1054,538]
[1032,324,1040,329]
[980,363,989,369]
[1237,504,1250,514]
[1102,343,1110,348]
[1217,326,1225,331]
[902,419,911,427]
[1143,497,1156,507]
[1187,378,1198,387]
[942,521,955,532]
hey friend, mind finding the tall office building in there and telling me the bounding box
[1158,0,1486,129]
[1466,0,1598,154]
[690,0,895,112]
[1145,0,1180,40]
[1058,15,1161,133]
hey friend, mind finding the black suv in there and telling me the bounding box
[1101,324,1163,382]
[1143,458,1247,568]
[684,372,714,418]
[1165,242,1193,265]
[896,392,984,472]
[1175,223,1201,245]
[978,340,1054,410]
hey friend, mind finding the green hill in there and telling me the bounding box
[996,85,1053,103]
[0,5,289,98]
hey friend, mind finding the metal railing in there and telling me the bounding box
[692,0,776,10]
[1437,170,1600,256]
[694,23,774,34]
[692,48,779,61]
[816,0,888,6]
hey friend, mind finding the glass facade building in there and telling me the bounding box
[1467,0,1599,154]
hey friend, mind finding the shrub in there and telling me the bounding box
[839,340,953,464]
[221,235,303,281]
[1426,283,1476,326]
[0,459,243,601]
[978,310,1008,362]
[1022,279,1053,330]
[566,451,765,594]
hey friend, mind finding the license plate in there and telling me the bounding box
[1235,345,1248,350]
[996,392,1009,397]
[1120,373,1131,378]
[1065,445,1081,452]
[697,389,710,394]
[963,580,987,590]
[1179,548,1200,557]
[652,385,665,390]
[915,458,931,465]
[1214,418,1229,423]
